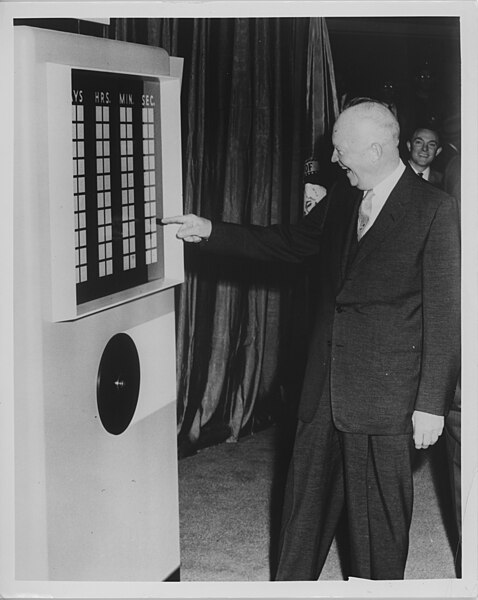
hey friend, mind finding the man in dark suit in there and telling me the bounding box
[163,100,461,580]
[406,126,443,187]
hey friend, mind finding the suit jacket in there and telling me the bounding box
[428,168,443,188]
[408,163,443,188]
[203,166,461,435]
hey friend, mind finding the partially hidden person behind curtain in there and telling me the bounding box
[162,100,461,581]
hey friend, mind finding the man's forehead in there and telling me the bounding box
[413,129,439,141]
[332,116,353,141]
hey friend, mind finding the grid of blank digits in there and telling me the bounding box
[142,107,158,265]
[120,106,136,271]
[95,105,113,277]
[73,104,87,283]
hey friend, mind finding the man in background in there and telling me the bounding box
[163,100,460,580]
[406,126,443,186]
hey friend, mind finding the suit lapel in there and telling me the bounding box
[331,186,362,287]
[346,169,413,274]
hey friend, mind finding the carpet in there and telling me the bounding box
[178,424,459,581]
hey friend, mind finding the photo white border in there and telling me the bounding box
[1,1,477,598]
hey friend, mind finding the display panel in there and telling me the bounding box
[72,69,164,305]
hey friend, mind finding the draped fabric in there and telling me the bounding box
[306,18,339,159]
[111,18,337,448]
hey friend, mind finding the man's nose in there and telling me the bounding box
[331,149,338,163]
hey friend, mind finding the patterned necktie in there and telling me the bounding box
[417,171,424,178]
[357,190,374,240]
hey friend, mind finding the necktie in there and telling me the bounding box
[417,172,424,178]
[357,190,374,240]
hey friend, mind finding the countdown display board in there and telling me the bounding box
[72,69,164,305]
[12,25,183,595]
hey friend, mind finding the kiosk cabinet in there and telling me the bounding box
[14,25,183,584]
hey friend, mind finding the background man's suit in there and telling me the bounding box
[427,168,444,188]
[202,165,461,579]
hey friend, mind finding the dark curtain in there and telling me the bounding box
[111,17,337,449]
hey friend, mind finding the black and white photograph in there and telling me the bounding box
[0,1,477,599]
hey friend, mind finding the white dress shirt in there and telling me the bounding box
[360,160,406,237]
[408,161,430,181]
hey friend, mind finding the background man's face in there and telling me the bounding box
[408,129,442,168]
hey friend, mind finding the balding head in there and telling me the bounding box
[331,100,401,190]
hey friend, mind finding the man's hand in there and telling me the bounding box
[412,410,444,449]
[161,214,212,243]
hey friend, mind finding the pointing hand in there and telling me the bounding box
[161,214,212,243]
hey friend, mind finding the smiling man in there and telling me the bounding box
[407,126,443,187]
[162,100,460,581]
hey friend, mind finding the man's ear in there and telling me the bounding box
[436,147,443,156]
[406,141,411,153]
[370,142,383,162]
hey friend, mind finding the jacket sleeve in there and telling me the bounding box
[201,191,331,263]
[414,194,461,415]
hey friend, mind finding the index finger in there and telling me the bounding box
[158,215,186,225]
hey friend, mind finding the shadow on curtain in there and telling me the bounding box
[111,17,337,453]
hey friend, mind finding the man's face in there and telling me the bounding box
[331,117,373,190]
[407,129,442,169]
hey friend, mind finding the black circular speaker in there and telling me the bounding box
[96,333,141,435]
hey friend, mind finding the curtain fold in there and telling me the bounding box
[306,18,339,157]
[111,17,337,449]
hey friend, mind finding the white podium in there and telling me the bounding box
[13,25,183,590]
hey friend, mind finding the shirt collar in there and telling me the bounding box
[408,161,430,180]
[368,160,406,199]
[421,166,431,180]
